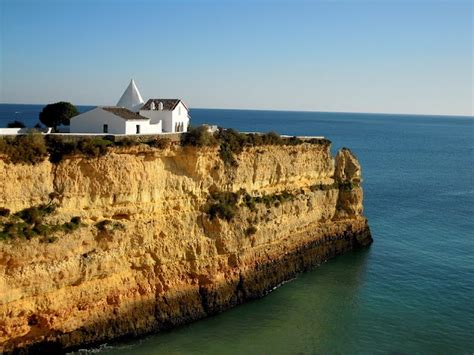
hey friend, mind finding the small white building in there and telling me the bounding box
[69,79,190,135]
[70,106,162,135]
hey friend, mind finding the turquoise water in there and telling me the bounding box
[0,105,473,353]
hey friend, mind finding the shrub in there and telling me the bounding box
[14,204,56,225]
[45,136,78,163]
[45,136,113,163]
[95,220,112,231]
[181,126,218,147]
[216,129,248,166]
[242,190,295,210]
[219,143,237,167]
[206,191,239,221]
[114,137,139,147]
[62,222,79,232]
[15,207,42,225]
[0,204,85,242]
[217,129,247,154]
[245,225,257,236]
[146,137,171,149]
[242,193,257,212]
[0,222,25,240]
[95,219,125,233]
[310,183,336,192]
[78,138,112,157]
[33,223,52,236]
[307,138,331,146]
[212,129,310,166]
[0,220,46,240]
[261,131,283,145]
[70,216,81,225]
[0,133,48,165]
[0,208,10,217]
[286,136,304,145]
[61,216,82,233]
[309,181,358,192]
[245,133,263,146]
[338,181,357,191]
[7,120,26,128]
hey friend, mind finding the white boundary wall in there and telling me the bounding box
[0,128,52,135]
[0,128,23,135]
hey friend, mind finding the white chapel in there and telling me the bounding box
[70,79,190,135]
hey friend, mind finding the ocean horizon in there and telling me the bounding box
[0,103,472,130]
[0,104,473,353]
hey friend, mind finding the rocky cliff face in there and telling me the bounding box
[0,142,371,353]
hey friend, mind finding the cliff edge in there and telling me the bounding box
[0,140,371,352]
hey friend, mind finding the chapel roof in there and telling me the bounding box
[141,99,187,111]
[102,107,148,121]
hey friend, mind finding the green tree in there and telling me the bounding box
[39,102,79,129]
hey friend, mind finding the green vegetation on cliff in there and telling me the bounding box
[0,202,83,242]
[182,126,330,167]
[204,182,359,222]
[0,133,48,164]
[0,126,330,166]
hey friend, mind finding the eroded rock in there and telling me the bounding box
[0,143,371,352]
[334,148,361,183]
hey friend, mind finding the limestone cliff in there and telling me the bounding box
[0,142,371,353]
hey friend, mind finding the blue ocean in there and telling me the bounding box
[1,104,473,354]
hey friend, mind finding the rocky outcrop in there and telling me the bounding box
[335,147,361,183]
[0,142,371,353]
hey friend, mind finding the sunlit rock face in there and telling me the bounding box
[0,142,371,352]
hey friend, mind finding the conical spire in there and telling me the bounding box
[116,79,144,111]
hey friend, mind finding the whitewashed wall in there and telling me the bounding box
[140,110,172,132]
[0,128,24,135]
[70,108,126,134]
[125,120,162,134]
[171,102,190,133]
[140,102,189,133]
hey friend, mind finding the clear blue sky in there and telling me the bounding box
[1,0,472,115]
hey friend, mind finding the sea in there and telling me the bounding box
[1,104,473,354]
